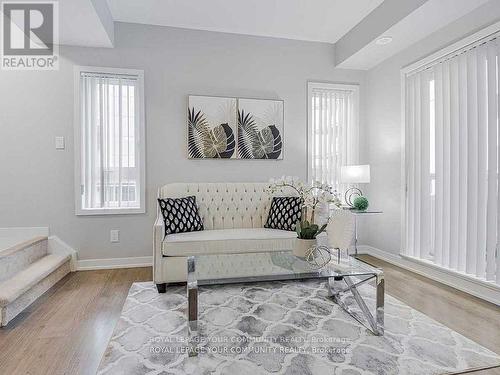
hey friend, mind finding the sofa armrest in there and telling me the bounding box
[153,215,165,282]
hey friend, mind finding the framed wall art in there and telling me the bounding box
[187,95,283,160]
[187,95,237,159]
[237,98,283,160]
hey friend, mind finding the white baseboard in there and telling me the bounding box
[358,245,500,306]
[76,256,152,271]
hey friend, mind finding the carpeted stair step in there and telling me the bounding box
[0,253,70,309]
[0,236,48,283]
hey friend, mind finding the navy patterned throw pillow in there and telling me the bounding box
[264,196,302,231]
[158,196,204,236]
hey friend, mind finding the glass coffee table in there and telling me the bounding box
[186,250,384,356]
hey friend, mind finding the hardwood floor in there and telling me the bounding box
[358,255,500,375]
[0,258,498,374]
[0,268,151,375]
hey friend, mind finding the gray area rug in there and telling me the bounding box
[98,281,500,374]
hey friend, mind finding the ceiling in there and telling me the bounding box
[56,0,495,70]
[60,0,114,47]
[337,0,491,69]
[105,0,384,44]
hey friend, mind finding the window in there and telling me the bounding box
[307,82,359,192]
[403,26,500,285]
[74,66,145,215]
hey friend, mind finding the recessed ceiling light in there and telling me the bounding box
[376,36,393,45]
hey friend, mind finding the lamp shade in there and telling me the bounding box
[340,165,370,184]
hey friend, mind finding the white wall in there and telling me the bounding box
[362,1,500,255]
[0,22,365,261]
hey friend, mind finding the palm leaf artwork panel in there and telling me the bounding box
[187,96,237,159]
[237,99,283,159]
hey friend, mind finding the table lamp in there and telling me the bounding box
[340,165,370,207]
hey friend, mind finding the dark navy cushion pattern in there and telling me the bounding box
[158,196,204,236]
[264,196,302,231]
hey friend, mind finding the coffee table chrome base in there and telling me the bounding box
[187,256,198,357]
[328,274,384,336]
[186,254,384,356]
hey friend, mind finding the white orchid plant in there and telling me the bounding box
[267,176,341,239]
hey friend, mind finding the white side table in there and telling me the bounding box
[346,209,383,255]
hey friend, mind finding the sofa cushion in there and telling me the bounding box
[264,196,302,231]
[158,196,204,236]
[162,228,297,256]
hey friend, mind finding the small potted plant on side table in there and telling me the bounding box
[268,177,341,258]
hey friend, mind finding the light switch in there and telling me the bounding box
[55,136,65,150]
[110,230,120,243]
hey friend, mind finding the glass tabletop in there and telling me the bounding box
[190,250,382,285]
[339,207,383,215]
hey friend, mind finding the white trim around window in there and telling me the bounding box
[74,66,146,215]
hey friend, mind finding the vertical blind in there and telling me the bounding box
[405,36,500,285]
[309,86,358,192]
[79,72,141,210]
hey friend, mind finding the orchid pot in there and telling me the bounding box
[267,176,342,259]
[293,238,317,258]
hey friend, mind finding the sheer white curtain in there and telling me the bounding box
[308,83,358,192]
[405,37,500,285]
[79,72,140,210]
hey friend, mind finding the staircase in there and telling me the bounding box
[0,236,75,326]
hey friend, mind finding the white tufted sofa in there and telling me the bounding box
[153,182,298,290]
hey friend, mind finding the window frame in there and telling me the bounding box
[306,81,360,185]
[73,65,146,216]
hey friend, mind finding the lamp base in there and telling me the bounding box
[344,187,363,207]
